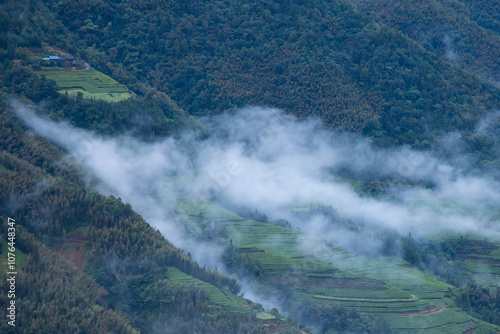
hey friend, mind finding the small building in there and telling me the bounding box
[42,55,61,61]
[60,55,76,65]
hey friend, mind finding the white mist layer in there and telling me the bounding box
[13,102,500,263]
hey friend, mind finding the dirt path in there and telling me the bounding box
[77,62,91,71]
[19,5,28,19]
[403,306,443,316]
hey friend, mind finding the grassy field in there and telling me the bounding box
[445,234,500,288]
[0,234,27,289]
[36,67,133,102]
[165,266,252,313]
[165,266,301,333]
[174,198,500,333]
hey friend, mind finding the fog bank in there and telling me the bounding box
[12,101,500,266]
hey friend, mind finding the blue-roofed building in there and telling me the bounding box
[42,56,61,61]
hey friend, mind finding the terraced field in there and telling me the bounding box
[165,266,252,313]
[175,199,500,333]
[447,235,500,287]
[165,266,302,333]
[36,68,133,102]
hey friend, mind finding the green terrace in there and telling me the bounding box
[175,199,500,333]
[36,68,133,102]
[165,266,251,314]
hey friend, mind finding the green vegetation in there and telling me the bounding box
[1,0,500,332]
[177,199,500,333]
[0,220,139,334]
[352,0,500,83]
[37,68,133,102]
[165,266,252,313]
[0,108,293,333]
[312,294,418,302]
[42,0,500,150]
[256,312,276,320]
[455,284,500,326]
[0,235,27,287]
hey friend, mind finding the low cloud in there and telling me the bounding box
[12,100,500,282]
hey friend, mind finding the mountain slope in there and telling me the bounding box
[2,0,500,333]
[0,106,296,333]
[40,0,500,148]
[350,0,500,85]
[177,199,500,334]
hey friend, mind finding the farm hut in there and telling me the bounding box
[60,55,76,65]
[42,56,61,62]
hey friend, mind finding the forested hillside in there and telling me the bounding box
[39,0,500,148]
[0,2,300,333]
[350,0,500,84]
[0,105,292,332]
[1,0,500,333]
[3,0,500,146]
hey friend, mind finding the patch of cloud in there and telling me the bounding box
[11,100,500,292]
[444,33,460,64]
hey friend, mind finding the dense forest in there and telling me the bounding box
[0,2,299,333]
[3,0,500,148]
[29,0,500,144]
[0,105,278,333]
[1,0,500,332]
[351,0,500,83]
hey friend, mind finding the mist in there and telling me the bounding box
[12,100,500,299]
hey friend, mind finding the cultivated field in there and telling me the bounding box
[166,266,302,333]
[165,266,251,313]
[175,199,500,333]
[37,68,133,102]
